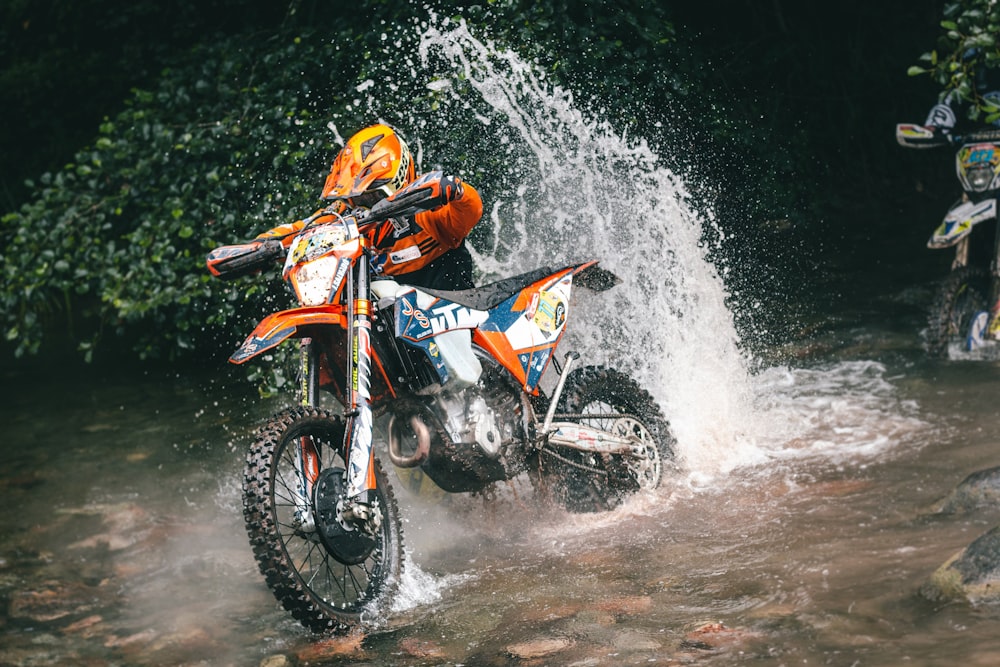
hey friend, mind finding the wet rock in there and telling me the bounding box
[104,626,227,666]
[63,503,152,552]
[296,633,366,662]
[506,636,575,659]
[260,655,295,667]
[61,614,105,637]
[572,609,617,627]
[104,628,159,649]
[679,621,759,652]
[594,595,653,616]
[611,630,661,651]
[921,525,1000,604]
[8,581,108,623]
[934,466,1000,514]
[398,637,446,659]
[518,600,583,623]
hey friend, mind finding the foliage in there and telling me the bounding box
[0,0,292,211]
[909,0,1000,122]
[1,33,349,362]
[0,1,693,366]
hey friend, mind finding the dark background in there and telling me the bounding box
[0,1,951,208]
[0,0,965,360]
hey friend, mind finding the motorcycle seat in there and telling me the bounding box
[412,266,556,311]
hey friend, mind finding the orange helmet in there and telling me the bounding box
[320,124,415,207]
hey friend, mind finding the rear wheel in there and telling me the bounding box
[243,406,403,634]
[926,266,991,357]
[543,366,675,512]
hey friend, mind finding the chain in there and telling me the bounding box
[539,446,609,476]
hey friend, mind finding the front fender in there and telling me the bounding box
[230,305,345,364]
[929,199,997,249]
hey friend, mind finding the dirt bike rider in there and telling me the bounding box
[256,123,483,292]
[902,50,1000,341]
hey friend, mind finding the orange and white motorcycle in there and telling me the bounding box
[206,172,675,634]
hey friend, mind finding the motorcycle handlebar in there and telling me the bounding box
[365,186,437,223]
[898,123,1000,148]
[952,128,1000,144]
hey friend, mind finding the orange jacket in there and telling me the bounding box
[256,183,482,278]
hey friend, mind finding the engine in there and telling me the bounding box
[388,363,534,493]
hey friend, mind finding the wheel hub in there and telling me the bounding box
[612,417,662,490]
[313,467,376,565]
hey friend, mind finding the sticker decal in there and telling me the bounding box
[390,245,422,264]
[532,290,566,333]
[397,292,488,340]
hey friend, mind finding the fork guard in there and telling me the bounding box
[928,198,997,249]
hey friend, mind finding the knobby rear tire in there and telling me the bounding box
[545,365,676,513]
[926,266,991,357]
[242,406,403,634]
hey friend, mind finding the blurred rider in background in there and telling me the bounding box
[902,49,1000,341]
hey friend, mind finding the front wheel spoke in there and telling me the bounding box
[283,527,318,562]
[342,565,359,598]
[243,407,402,633]
[272,484,300,508]
[304,548,330,589]
[346,561,371,597]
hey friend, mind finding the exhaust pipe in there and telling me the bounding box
[387,414,430,468]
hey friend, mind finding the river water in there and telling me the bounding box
[4,18,1000,667]
[3,300,1000,667]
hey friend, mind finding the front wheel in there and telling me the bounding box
[542,365,676,513]
[243,406,403,634]
[926,266,991,357]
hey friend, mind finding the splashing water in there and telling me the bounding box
[407,21,757,470]
[342,19,924,482]
[391,551,470,614]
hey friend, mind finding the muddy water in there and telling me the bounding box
[2,321,1000,666]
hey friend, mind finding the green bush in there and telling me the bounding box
[0,4,687,364]
[910,0,1000,121]
[1,33,349,361]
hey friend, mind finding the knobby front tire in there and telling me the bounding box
[242,406,403,634]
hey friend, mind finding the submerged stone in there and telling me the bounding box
[921,525,1000,604]
[679,622,759,652]
[8,581,111,623]
[506,636,575,659]
[259,655,293,667]
[296,633,366,662]
[934,466,1000,514]
[397,637,446,659]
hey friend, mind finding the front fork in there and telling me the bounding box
[343,261,379,501]
[293,338,322,531]
[292,260,380,533]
